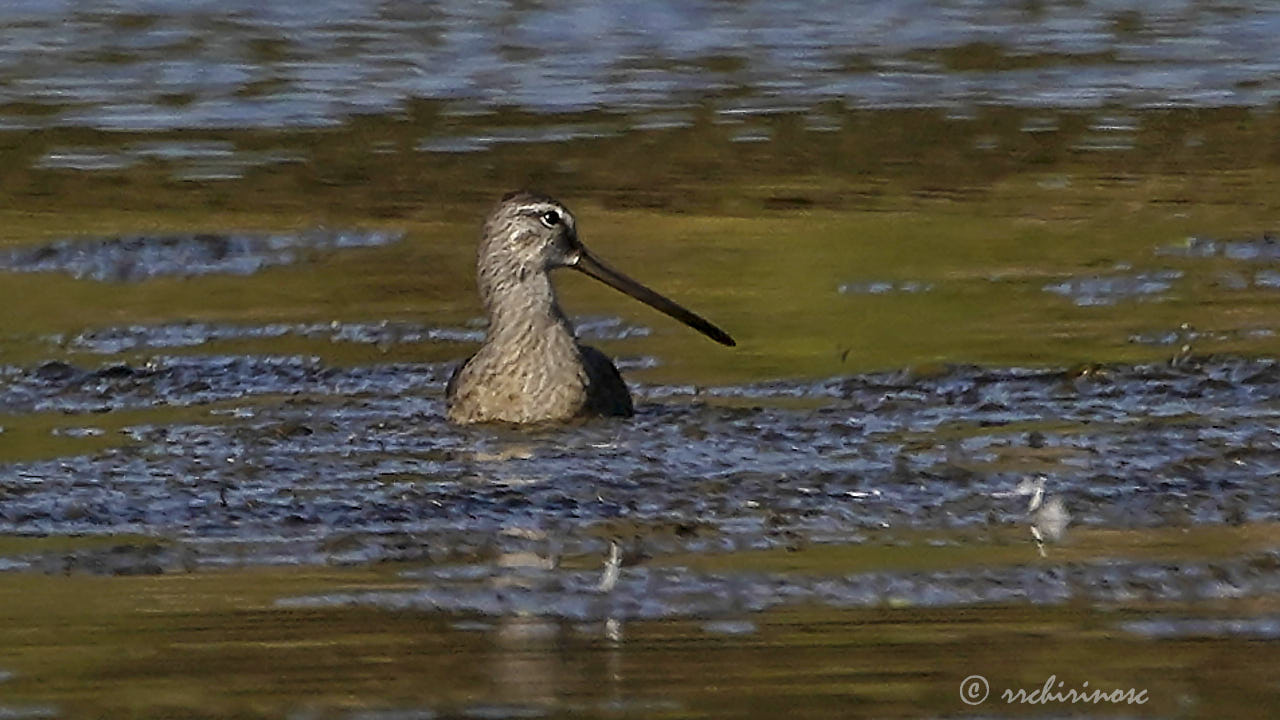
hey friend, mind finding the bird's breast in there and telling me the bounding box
[446,329,592,424]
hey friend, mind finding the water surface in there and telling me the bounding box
[2,2,1280,718]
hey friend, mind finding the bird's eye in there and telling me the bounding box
[540,210,561,228]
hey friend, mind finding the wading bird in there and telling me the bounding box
[446,192,735,424]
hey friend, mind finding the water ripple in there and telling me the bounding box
[0,2,1278,134]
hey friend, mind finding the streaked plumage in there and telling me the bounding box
[446,191,734,424]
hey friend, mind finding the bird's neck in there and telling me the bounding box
[479,268,577,351]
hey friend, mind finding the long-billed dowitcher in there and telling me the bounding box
[446,191,735,424]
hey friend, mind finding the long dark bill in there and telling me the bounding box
[572,248,736,347]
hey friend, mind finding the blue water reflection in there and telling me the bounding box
[0,1,1277,132]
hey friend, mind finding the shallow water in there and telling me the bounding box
[4,565,1273,719]
[4,0,1280,135]
[3,2,1280,718]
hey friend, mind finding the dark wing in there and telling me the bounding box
[444,353,475,407]
[580,345,634,417]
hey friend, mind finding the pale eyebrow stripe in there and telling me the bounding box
[515,204,559,215]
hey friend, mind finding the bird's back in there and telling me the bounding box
[578,344,634,417]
